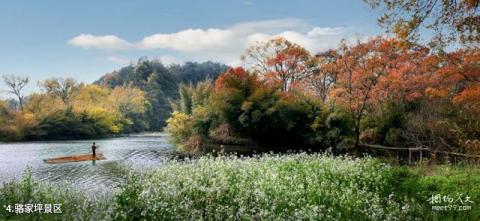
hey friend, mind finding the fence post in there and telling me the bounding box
[408,149,412,165]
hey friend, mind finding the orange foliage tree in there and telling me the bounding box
[307,50,339,102]
[426,49,480,106]
[328,37,433,147]
[424,49,480,148]
[324,36,479,150]
[242,37,319,92]
[214,67,255,93]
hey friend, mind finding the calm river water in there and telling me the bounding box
[0,133,174,193]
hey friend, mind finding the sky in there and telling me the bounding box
[0,0,383,97]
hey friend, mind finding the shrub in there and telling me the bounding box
[322,109,355,150]
[360,128,381,144]
[164,111,194,149]
[385,128,404,146]
[24,109,113,140]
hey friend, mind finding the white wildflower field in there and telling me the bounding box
[115,153,418,220]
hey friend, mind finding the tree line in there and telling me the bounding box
[0,60,227,141]
[166,0,480,154]
[165,37,479,154]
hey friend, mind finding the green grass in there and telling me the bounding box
[1,154,479,220]
[0,168,111,221]
[388,163,480,221]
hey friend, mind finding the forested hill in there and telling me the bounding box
[95,58,228,131]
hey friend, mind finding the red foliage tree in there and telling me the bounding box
[214,67,256,93]
[242,37,319,92]
[426,49,480,106]
[328,37,432,147]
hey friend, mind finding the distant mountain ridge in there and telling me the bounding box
[95,58,228,130]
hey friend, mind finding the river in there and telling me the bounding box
[0,133,174,194]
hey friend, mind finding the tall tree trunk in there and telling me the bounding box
[18,97,24,112]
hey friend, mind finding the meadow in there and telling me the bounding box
[1,153,479,221]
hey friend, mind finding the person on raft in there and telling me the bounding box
[91,142,97,158]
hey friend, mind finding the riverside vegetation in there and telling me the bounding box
[1,153,479,220]
[1,0,479,220]
[164,37,480,157]
[0,61,227,141]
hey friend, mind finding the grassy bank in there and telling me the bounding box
[1,154,479,220]
[0,169,111,221]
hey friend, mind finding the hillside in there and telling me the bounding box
[95,58,228,131]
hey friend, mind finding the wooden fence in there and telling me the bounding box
[359,144,480,165]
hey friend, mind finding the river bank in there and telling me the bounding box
[1,153,479,220]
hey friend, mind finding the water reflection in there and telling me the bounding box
[0,133,174,193]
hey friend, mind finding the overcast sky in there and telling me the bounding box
[0,0,382,96]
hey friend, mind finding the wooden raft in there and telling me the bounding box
[44,153,105,164]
